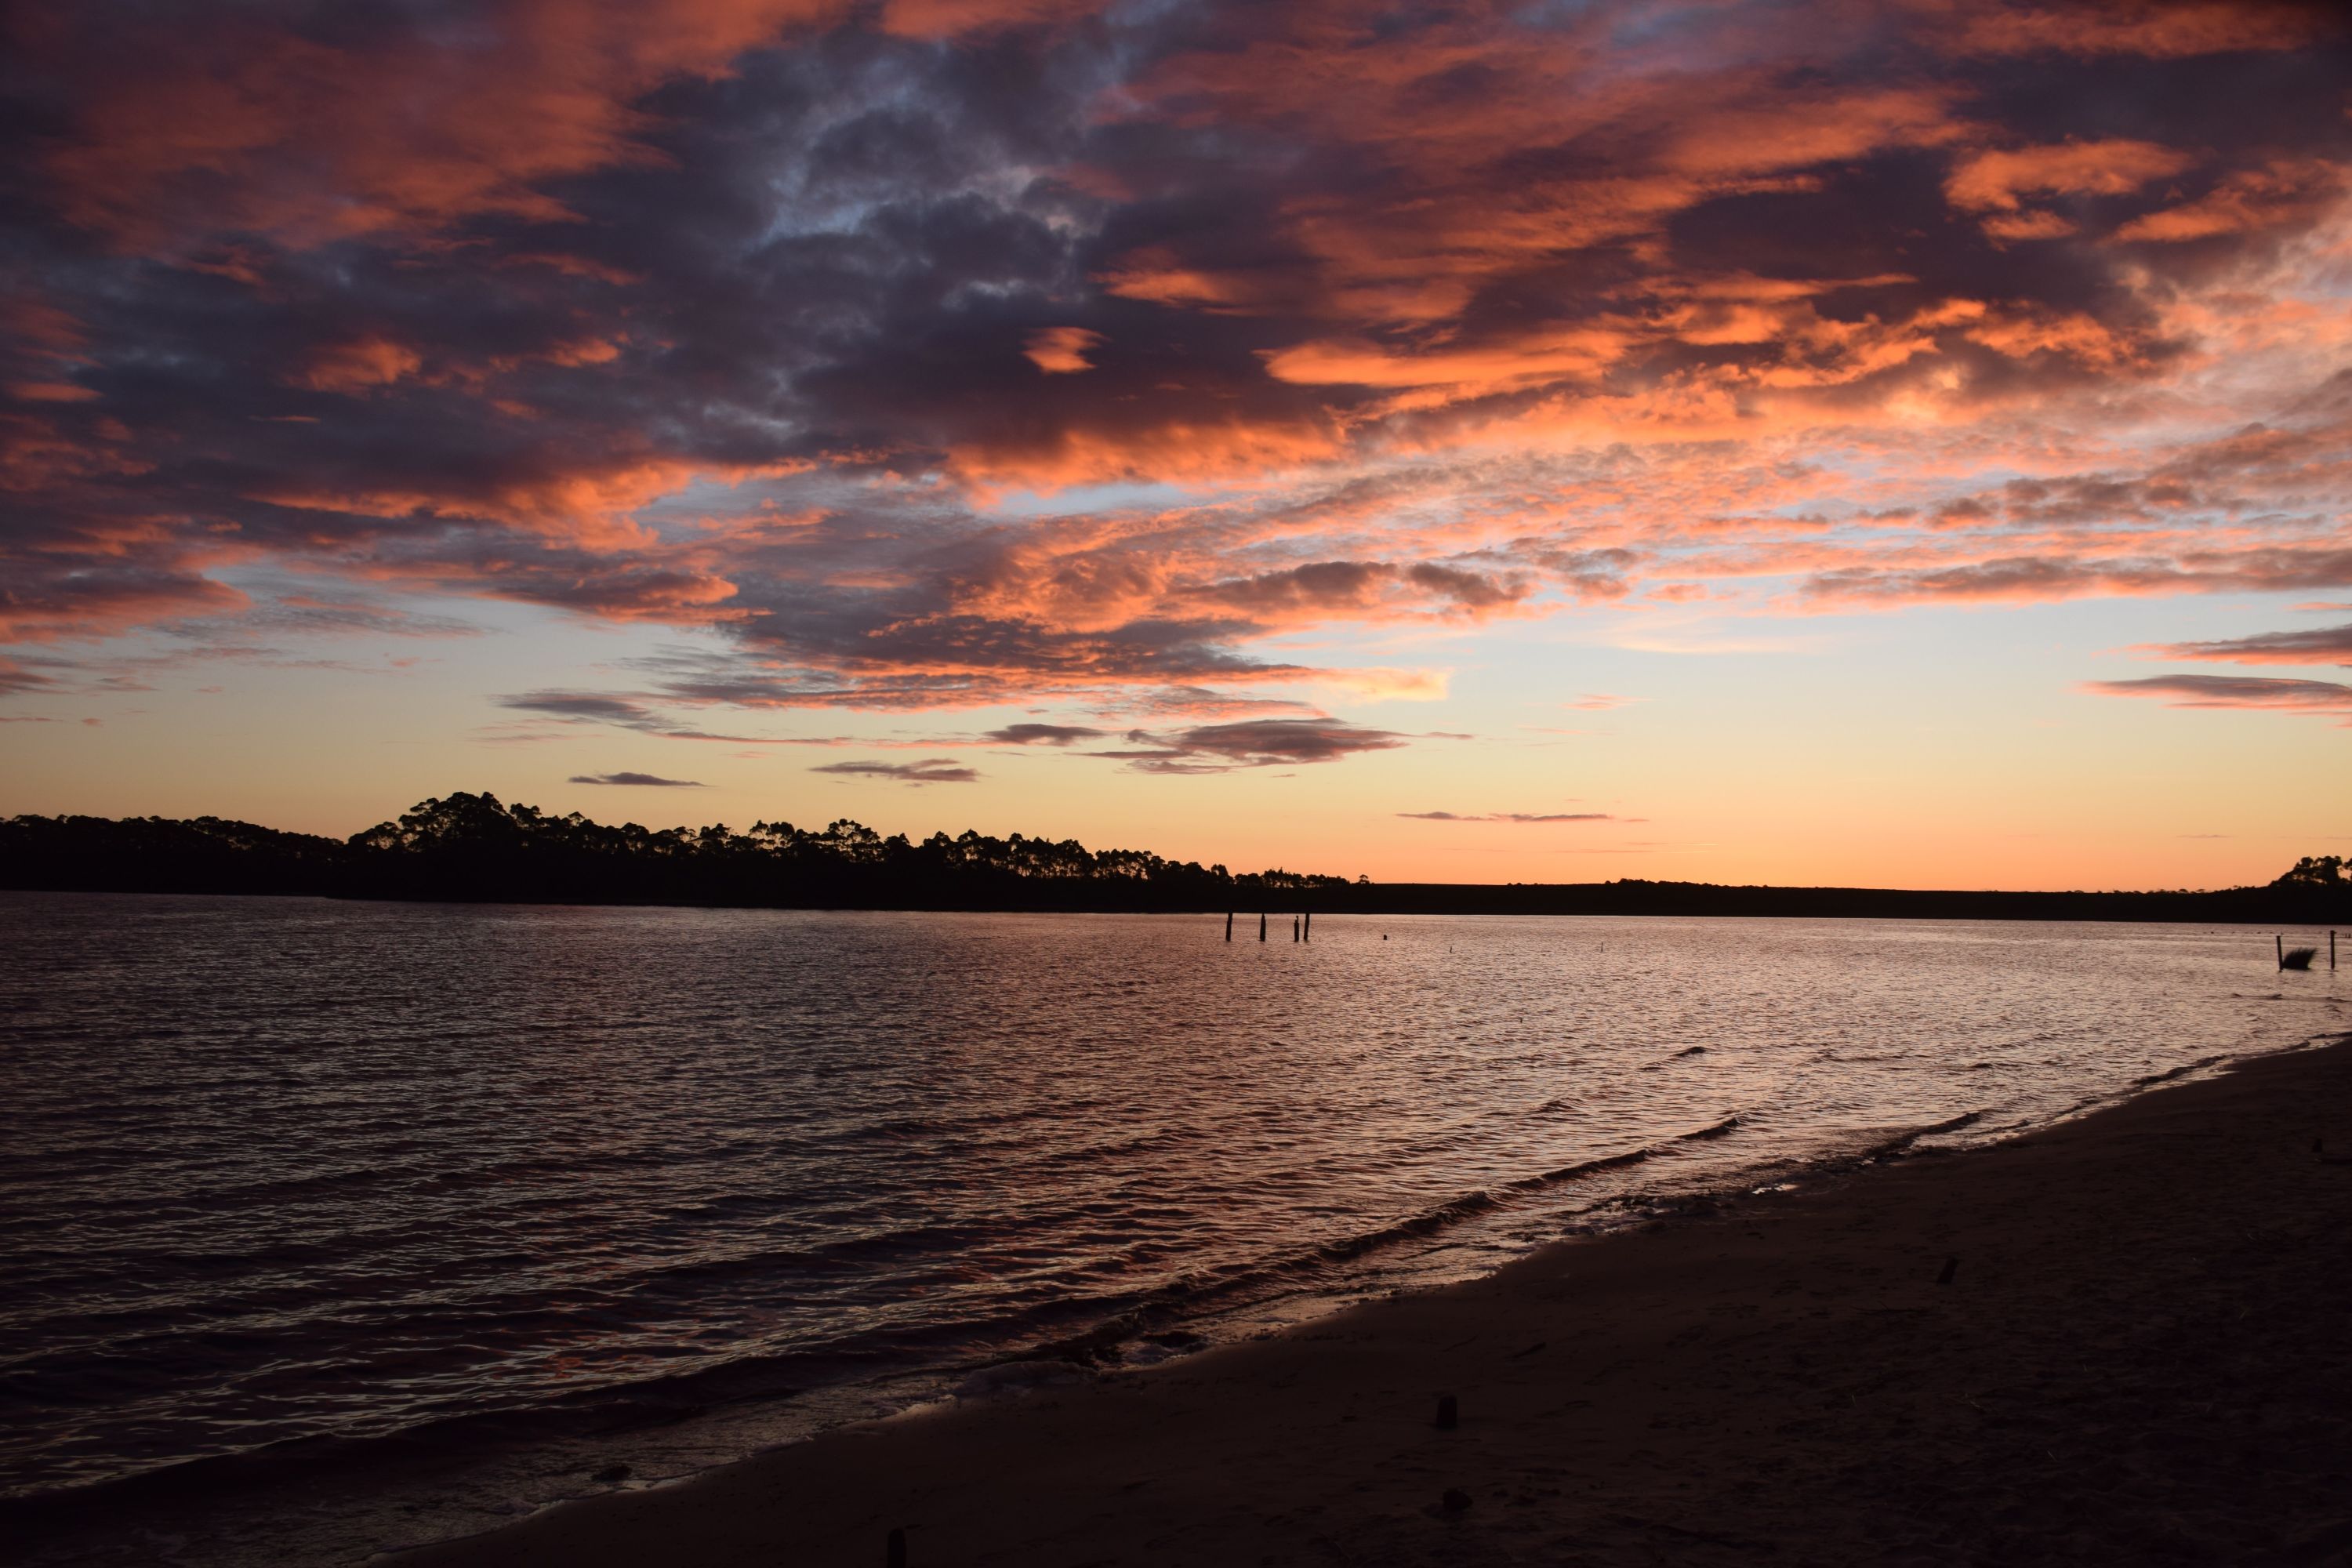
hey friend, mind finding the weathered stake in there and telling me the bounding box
[1225,911,1232,942]
[1936,1255,1959,1286]
[1305,911,1312,941]
[1259,912,1267,942]
[2278,934,2285,969]
[887,1526,907,1568]
[1434,1392,1458,1429]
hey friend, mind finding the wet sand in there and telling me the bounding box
[402,1036,2352,1567]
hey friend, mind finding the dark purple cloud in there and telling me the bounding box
[2142,622,2352,666]
[2085,674,2352,715]
[0,657,61,697]
[811,758,980,784]
[500,691,665,725]
[1093,717,1407,773]
[983,723,1107,744]
[569,771,707,787]
[1191,560,1534,617]
[1399,811,1617,823]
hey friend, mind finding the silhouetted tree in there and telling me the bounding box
[5,804,2348,921]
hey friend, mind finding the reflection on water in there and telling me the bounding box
[0,892,2341,1554]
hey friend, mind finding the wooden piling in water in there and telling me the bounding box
[1292,916,1299,942]
[1305,911,1312,941]
[1258,913,1267,942]
[887,1526,907,1568]
[2278,934,2285,969]
[1225,911,1232,942]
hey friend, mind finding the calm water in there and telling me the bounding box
[2,892,2343,1562]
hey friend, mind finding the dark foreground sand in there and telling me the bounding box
[403,1039,2352,1568]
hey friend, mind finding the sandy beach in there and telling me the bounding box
[394,1033,2352,1568]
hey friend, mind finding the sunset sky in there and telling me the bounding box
[3,0,2348,888]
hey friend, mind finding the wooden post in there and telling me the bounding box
[2277,934,2285,970]
[1305,911,1312,941]
[1225,911,1232,942]
[1292,916,1299,942]
[1258,913,1266,942]
[887,1526,907,1568]
[2333,930,2339,970]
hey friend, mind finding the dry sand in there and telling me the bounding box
[401,1037,2352,1567]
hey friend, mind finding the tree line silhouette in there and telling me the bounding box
[0,792,1352,910]
[2,792,2346,922]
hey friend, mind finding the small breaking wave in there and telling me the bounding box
[2133,1054,2229,1090]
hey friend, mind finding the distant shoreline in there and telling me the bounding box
[5,880,2349,925]
[5,794,2347,925]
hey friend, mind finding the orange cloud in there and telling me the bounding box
[1980,209,2078,241]
[292,336,423,393]
[42,1,851,249]
[2115,160,2350,242]
[1659,86,1962,178]
[1261,328,1628,400]
[1023,326,1103,374]
[946,417,1342,492]
[1944,2,2327,59]
[0,294,89,354]
[8,382,100,404]
[1944,139,2193,216]
[1096,251,1273,314]
[543,337,625,367]
[1964,309,2144,368]
[253,457,790,552]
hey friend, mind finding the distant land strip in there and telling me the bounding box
[2,793,2347,924]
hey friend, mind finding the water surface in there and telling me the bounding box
[2,893,2341,1563]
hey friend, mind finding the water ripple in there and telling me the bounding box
[0,892,2340,1521]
